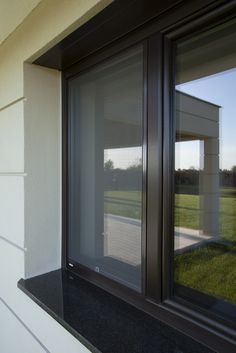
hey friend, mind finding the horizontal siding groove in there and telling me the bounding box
[0,235,27,252]
[0,297,50,353]
[0,97,26,112]
[176,109,219,123]
[0,172,27,176]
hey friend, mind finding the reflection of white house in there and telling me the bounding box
[102,92,221,269]
[175,91,220,251]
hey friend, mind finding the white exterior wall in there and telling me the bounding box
[176,91,220,238]
[24,63,61,278]
[0,0,112,352]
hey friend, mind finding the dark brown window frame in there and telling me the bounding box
[62,33,162,302]
[60,1,236,352]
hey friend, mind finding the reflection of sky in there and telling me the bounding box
[175,140,200,170]
[176,68,236,170]
[105,69,236,170]
[104,147,141,169]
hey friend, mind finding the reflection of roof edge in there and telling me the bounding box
[176,89,222,108]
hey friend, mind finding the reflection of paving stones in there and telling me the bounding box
[103,214,217,264]
[104,213,141,266]
[175,227,217,254]
[104,213,141,226]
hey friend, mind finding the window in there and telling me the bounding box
[67,46,144,292]
[64,30,163,302]
[62,2,236,349]
[174,17,236,324]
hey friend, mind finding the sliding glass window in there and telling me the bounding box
[68,46,144,292]
[174,18,236,324]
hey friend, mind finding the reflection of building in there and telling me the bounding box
[176,91,220,241]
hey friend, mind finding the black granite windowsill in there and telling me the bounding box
[18,269,216,353]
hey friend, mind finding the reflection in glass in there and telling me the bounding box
[68,47,143,291]
[174,19,236,322]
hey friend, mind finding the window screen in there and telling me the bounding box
[68,46,144,292]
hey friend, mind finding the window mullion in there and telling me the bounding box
[146,33,163,302]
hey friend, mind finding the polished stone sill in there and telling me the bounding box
[18,269,215,353]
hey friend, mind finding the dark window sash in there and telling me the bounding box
[161,0,236,344]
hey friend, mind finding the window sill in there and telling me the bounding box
[18,269,215,353]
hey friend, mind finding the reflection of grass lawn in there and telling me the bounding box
[105,189,236,242]
[175,187,236,305]
[175,242,236,304]
[104,190,142,220]
[175,190,236,242]
[106,189,236,304]
[175,194,200,230]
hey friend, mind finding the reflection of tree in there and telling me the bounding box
[127,158,142,171]
[175,168,199,185]
[104,159,114,171]
[220,167,236,188]
[175,167,236,195]
[231,165,236,173]
[104,158,142,191]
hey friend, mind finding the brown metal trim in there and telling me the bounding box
[34,0,226,71]
[34,0,182,70]
[62,73,68,268]
[164,0,236,39]
[145,33,163,302]
[142,41,148,295]
[161,299,236,351]
[162,35,175,301]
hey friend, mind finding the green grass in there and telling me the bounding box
[175,242,236,304]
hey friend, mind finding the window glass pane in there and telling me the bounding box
[174,19,236,322]
[68,46,143,292]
